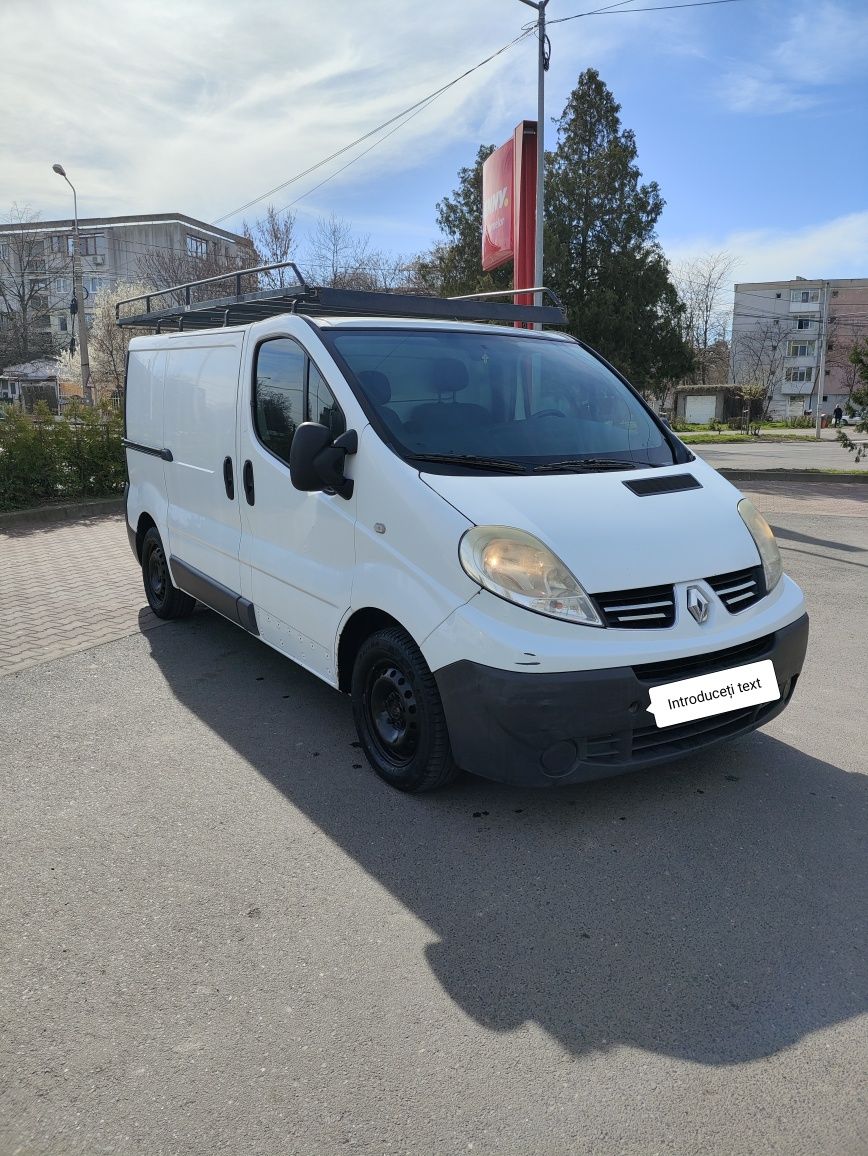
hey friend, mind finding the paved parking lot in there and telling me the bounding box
[0,514,167,677]
[1,481,866,1156]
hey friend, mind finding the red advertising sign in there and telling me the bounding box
[512,121,537,311]
[481,138,514,271]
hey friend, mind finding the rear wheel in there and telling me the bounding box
[141,527,196,620]
[351,627,459,793]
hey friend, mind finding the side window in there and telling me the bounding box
[254,339,305,465]
[309,362,346,440]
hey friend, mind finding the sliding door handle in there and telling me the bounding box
[243,459,255,506]
[223,456,235,500]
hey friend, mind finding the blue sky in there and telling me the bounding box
[3,0,867,285]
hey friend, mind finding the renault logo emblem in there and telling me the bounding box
[687,586,710,624]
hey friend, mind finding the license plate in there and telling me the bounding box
[647,659,780,729]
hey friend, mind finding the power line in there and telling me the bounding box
[549,0,748,22]
[212,27,536,227]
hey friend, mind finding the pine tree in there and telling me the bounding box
[546,69,690,386]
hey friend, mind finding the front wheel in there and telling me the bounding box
[141,527,196,620]
[351,627,459,793]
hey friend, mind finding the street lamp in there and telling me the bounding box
[52,162,92,404]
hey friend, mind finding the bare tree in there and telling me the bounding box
[242,204,298,287]
[0,204,61,365]
[731,318,794,417]
[303,213,374,289]
[137,234,256,307]
[673,251,738,385]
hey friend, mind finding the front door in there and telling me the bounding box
[237,332,356,684]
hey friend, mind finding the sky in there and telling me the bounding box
[3,0,868,288]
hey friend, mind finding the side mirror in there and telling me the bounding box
[290,423,357,500]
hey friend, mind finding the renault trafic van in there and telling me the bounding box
[120,272,808,792]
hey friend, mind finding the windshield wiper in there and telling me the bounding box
[533,457,652,474]
[411,453,529,474]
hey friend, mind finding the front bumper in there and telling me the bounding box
[434,613,809,786]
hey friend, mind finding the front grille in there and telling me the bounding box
[706,565,765,612]
[592,584,675,628]
[632,632,774,684]
[581,696,787,767]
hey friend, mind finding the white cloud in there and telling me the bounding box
[663,211,868,284]
[0,1,567,225]
[716,0,868,114]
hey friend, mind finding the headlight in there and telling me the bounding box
[738,498,783,593]
[459,525,603,627]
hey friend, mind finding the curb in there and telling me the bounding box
[717,469,868,485]
[0,496,125,530]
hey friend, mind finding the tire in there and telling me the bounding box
[351,626,460,793]
[141,527,196,620]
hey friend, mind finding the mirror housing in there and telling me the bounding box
[290,423,357,499]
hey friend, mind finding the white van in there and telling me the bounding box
[120,273,808,792]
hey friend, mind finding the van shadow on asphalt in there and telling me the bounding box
[143,608,867,1068]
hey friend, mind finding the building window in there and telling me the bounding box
[796,318,816,331]
[66,233,106,257]
[790,288,820,304]
[186,234,208,259]
[0,242,8,261]
[788,340,816,358]
[785,367,813,382]
[48,235,66,255]
[58,315,68,333]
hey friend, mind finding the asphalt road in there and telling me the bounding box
[691,437,867,472]
[1,483,866,1156]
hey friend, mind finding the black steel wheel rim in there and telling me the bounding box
[366,662,419,766]
[147,544,168,604]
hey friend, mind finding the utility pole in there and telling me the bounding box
[52,164,92,405]
[814,280,830,440]
[518,0,549,311]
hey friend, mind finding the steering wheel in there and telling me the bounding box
[530,408,567,419]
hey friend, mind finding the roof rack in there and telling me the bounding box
[115,262,567,331]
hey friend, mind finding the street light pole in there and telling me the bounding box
[518,0,549,311]
[52,163,92,405]
[814,280,830,440]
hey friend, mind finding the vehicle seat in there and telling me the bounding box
[357,369,403,437]
[407,358,492,444]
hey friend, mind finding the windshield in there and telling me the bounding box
[329,328,675,471]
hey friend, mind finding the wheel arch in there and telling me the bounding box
[337,607,411,693]
[135,512,158,562]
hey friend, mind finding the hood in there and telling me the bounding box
[421,461,761,594]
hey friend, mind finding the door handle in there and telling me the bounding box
[223,456,235,500]
[243,459,255,506]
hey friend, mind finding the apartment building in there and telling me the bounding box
[730,277,868,419]
[0,212,254,352]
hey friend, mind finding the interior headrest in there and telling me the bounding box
[429,358,469,395]
[357,369,391,406]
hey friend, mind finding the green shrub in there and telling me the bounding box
[0,403,125,511]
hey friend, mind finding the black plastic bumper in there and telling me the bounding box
[434,613,809,786]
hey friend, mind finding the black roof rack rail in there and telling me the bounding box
[115,262,567,330]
